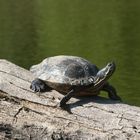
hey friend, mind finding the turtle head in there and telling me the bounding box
[94,62,116,87]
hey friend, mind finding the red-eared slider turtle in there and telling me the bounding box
[30,55,121,108]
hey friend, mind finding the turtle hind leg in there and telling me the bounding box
[30,78,52,92]
[60,88,76,108]
[102,84,121,101]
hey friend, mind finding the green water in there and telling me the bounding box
[0,1,140,106]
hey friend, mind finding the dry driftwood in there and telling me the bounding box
[0,59,140,140]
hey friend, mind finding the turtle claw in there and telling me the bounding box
[30,78,53,93]
[30,84,39,92]
[59,103,72,114]
[30,84,36,92]
[30,79,47,92]
[112,95,122,101]
[108,93,122,101]
[35,85,41,92]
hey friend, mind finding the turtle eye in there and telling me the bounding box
[107,63,113,67]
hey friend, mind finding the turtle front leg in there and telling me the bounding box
[30,78,52,92]
[102,83,121,100]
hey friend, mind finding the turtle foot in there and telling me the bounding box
[59,103,72,114]
[102,84,122,101]
[109,93,122,101]
[30,78,51,92]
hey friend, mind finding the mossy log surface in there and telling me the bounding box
[0,59,140,140]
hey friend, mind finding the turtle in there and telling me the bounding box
[30,55,121,108]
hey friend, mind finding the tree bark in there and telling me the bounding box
[0,59,140,140]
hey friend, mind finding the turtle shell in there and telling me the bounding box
[30,55,99,90]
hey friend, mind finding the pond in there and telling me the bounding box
[0,1,140,106]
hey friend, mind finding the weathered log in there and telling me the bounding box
[0,59,140,140]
